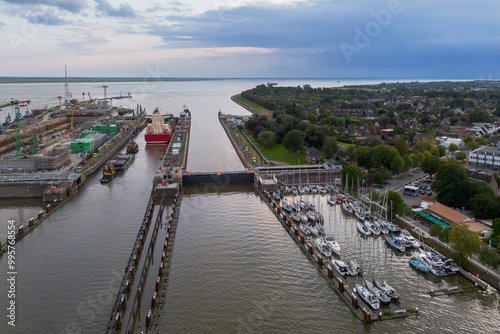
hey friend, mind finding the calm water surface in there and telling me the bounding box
[0,79,498,333]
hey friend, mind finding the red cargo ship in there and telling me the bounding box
[144,110,176,144]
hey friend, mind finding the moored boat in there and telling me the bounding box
[385,234,406,252]
[355,283,380,310]
[373,279,400,300]
[315,237,333,257]
[145,108,176,144]
[126,140,139,153]
[100,163,116,184]
[331,259,349,276]
[408,255,429,273]
[365,280,391,306]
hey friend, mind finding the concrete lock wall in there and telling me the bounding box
[182,172,254,186]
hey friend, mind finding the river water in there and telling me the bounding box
[0,79,499,333]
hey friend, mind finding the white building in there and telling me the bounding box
[468,141,500,170]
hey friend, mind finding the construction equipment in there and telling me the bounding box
[94,85,109,117]
[52,96,63,112]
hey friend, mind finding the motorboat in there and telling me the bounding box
[425,251,444,267]
[309,185,318,193]
[317,185,327,194]
[315,222,325,235]
[355,284,380,310]
[357,219,371,236]
[440,257,459,274]
[373,279,400,300]
[272,191,281,201]
[285,186,292,193]
[400,230,421,248]
[419,253,447,276]
[315,237,333,257]
[291,186,298,195]
[325,236,341,256]
[347,259,363,276]
[331,259,349,276]
[298,186,305,194]
[365,280,391,306]
[408,255,429,273]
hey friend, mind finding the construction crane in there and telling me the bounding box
[52,96,63,112]
[94,85,109,117]
[14,104,21,158]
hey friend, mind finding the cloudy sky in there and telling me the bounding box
[0,0,499,78]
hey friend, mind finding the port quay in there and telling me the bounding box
[0,97,494,333]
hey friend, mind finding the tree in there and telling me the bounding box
[322,136,339,158]
[439,228,450,243]
[470,193,498,219]
[432,162,470,208]
[448,143,458,152]
[394,138,409,156]
[493,218,500,237]
[403,155,413,171]
[430,146,439,156]
[374,145,400,169]
[449,224,481,266]
[421,155,440,176]
[476,137,488,146]
[456,151,466,160]
[479,247,499,270]
[373,168,392,184]
[283,130,305,152]
[391,156,406,175]
[437,145,446,157]
[412,139,433,153]
[467,141,480,150]
[257,131,276,149]
[341,165,362,190]
[410,153,420,167]
[429,223,443,237]
[370,190,380,202]
[387,191,411,217]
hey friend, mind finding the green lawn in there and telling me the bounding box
[245,132,306,165]
[338,141,355,147]
[234,94,273,115]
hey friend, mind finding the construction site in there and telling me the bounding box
[0,77,146,201]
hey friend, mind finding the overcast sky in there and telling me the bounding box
[1,0,499,78]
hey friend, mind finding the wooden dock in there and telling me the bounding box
[256,188,419,324]
[428,285,481,297]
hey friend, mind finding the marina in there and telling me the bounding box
[0,79,499,334]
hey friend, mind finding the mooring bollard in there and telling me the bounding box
[145,310,151,327]
[286,218,291,227]
[18,225,24,235]
[299,234,304,244]
[53,199,57,207]
[352,294,358,308]
[125,279,130,293]
[38,210,43,219]
[327,265,333,278]
[46,204,51,213]
[115,313,121,329]
[151,292,157,307]
[158,263,163,276]
[317,256,323,266]
[156,277,161,291]
[339,278,344,292]
[29,217,34,227]
[121,294,127,310]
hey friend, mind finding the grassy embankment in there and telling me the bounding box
[234,94,273,115]
[244,131,306,165]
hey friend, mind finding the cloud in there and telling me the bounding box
[25,10,72,26]
[3,0,87,13]
[94,0,137,18]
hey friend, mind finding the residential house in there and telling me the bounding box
[467,170,499,195]
[305,147,323,163]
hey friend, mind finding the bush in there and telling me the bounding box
[429,223,443,237]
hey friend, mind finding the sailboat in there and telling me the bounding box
[365,280,391,305]
[357,219,371,236]
[325,206,341,256]
[355,283,380,310]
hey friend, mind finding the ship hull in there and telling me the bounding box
[144,133,172,144]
